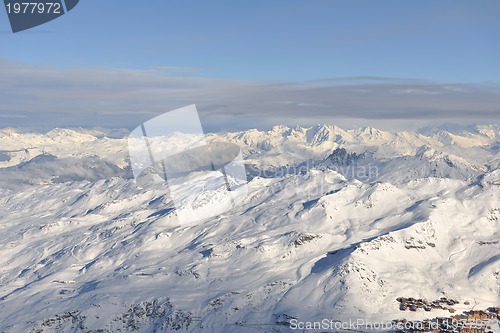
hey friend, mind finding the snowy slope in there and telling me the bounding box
[0,125,498,332]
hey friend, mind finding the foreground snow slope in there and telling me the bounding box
[0,125,498,332]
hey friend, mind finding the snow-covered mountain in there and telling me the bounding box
[0,125,498,332]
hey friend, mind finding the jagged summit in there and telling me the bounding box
[324,147,365,165]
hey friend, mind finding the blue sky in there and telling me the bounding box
[0,1,499,130]
[1,0,499,82]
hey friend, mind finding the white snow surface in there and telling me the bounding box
[0,124,498,332]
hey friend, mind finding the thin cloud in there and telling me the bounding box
[0,58,499,131]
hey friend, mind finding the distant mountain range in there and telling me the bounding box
[0,125,498,332]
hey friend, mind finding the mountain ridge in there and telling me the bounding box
[0,124,498,332]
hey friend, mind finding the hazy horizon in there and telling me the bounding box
[1,57,499,132]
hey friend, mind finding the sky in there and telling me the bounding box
[0,0,499,131]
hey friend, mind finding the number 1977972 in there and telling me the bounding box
[5,2,62,14]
